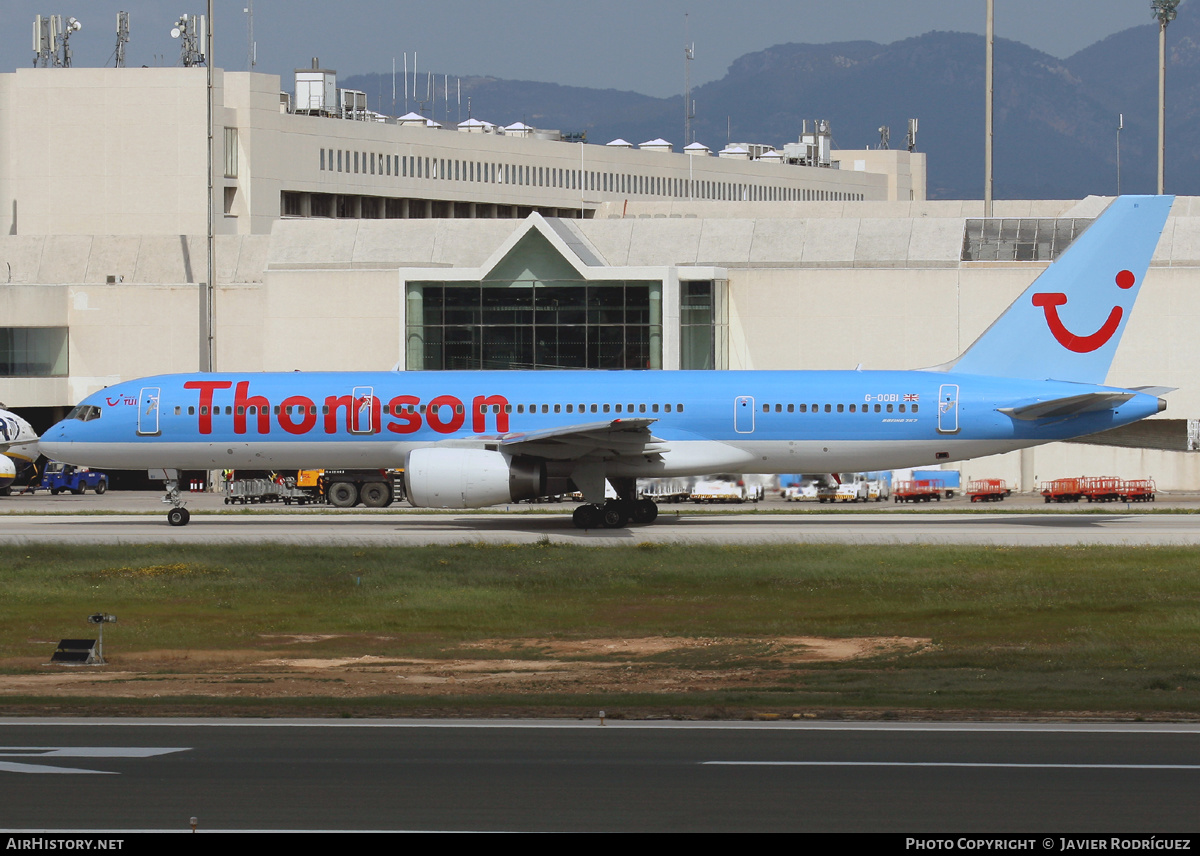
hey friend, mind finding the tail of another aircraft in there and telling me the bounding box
[949,195,1173,384]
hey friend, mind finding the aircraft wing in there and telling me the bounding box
[496,417,665,461]
[998,392,1136,421]
[0,439,39,460]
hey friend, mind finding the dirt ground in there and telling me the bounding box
[0,635,932,701]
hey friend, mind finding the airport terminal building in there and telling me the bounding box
[2,66,1196,491]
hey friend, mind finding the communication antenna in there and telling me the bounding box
[60,16,81,67]
[877,125,890,150]
[684,13,696,146]
[906,118,918,152]
[114,11,130,68]
[32,15,80,67]
[170,14,207,67]
[1116,113,1124,195]
[33,15,52,66]
[243,1,255,69]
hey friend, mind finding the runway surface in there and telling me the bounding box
[1,718,1197,832]
[2,507,1200,545]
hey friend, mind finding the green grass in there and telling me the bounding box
[5,542,1200,716]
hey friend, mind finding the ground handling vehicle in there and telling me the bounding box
[1118,478,1156,502]
[892,479,944,503]
[967,478,1011,502]
[316,469,405,508]
[1040,477,1084,503]
[43,462,108,495]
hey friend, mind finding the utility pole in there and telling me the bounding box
[1151,0,1179,195]
[984,0,994,217]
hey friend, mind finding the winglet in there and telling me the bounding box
[950,195,1173,384]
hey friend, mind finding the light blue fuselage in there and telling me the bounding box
[40,369,1163,477]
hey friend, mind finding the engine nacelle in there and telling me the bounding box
[404,448,544,509]
[0,455,16,489]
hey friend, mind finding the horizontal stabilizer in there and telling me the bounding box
[998,392,1134,421]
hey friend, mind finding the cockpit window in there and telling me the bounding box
[65,405,102,421]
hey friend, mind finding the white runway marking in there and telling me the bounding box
[705,761,1200,770]
[0,746,189,774]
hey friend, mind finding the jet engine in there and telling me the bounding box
[404,448,545,508]
[0,455,16,489]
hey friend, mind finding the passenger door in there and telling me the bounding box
[137,387,161,436]
[734,396,755,434]
[937,384,960,434]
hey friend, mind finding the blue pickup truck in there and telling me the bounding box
[43,462,108,495]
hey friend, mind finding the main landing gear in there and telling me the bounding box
[162,474,190,526]
[571,497,658,529]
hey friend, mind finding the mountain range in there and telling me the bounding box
[344,10,1200,200]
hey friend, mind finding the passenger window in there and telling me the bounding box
[887,404,894,412]
[912,404,919,413]
[787,404,794,413]
[665,404,672,413]
[541,404,549,414]
[652,404,659,413]
[603,404,610,413]
[639,404,646,413]
[188,406,195,416]
[236,406,244,415]
[824,404,831,413]
[554,404,561,413]
[678,404,684,412]
[517,404,525,413]
[837,404,844,413]
[899,404,906,413]
[762,404,769,413]
[799,404,807,413]
[849,404,856,413]
[616,404,622,413]
[874,404,881,413]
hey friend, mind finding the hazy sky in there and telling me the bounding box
[1,0,1169,97]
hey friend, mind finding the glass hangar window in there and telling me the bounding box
[961,218,1093,262]
[406,230,663,370]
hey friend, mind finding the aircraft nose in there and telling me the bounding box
[39,421,72,458]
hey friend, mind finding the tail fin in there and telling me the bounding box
[949,195,1173,384]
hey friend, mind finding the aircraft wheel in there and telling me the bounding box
[51,488,61,496]
[572,504,601,529]
[95,480,107,495]
[360,482,391,508]
[167,507,190,527]
[327,482,358,508]
[600,501,629,529]
[630,498,658,524]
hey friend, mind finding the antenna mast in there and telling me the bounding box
[245,0,255,69]
[684,13,696,146]
[114,11,130,67]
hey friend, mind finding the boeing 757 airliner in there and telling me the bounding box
[41,196,1174,528]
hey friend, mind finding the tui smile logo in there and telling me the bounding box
[1032,269,1135,353]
